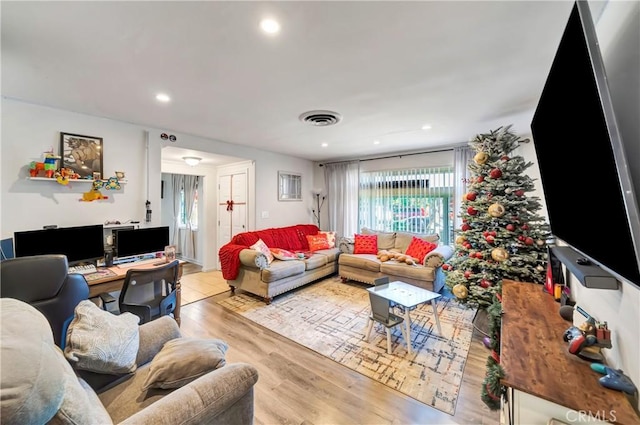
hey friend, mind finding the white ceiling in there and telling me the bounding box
[1,1,580,163]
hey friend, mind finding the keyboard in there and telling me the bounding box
[116,258,162,269]
[69,264,98,275]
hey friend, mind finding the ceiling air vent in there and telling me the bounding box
[299,110,342,127]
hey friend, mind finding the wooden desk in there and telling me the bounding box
[500,279,638,424]
[85,260,184,325]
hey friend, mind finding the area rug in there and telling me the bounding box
[218,276,476,415]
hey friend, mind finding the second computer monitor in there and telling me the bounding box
[115,226,170,259]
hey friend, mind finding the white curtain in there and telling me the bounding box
[324,161,360,238]
[182,175,199,260]
[171,174,182,252]
[453,145,474,230]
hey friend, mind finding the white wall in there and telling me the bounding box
[1,99,317,271]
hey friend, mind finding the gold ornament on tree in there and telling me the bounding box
[455,236,467,246]
[488,202,506,217]
[491,247,509,262]
[474,152,489,165]
[452,284,469,299]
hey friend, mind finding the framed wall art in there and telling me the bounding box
[278,171,302,201]
[60,132,103,179]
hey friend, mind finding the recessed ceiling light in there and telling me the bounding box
[421,124,432,130]
[373,140,380,145]
[156,93,171,103]
[321,143,328,148]
[260,19,280,34]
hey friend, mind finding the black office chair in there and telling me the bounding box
[0,254,89,348]
[119,260,179,324]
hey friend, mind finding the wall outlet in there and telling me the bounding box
[261,211,269,219]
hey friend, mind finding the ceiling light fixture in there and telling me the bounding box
[260,18,280,34]
[156,93,171,103]
[183,157,202,166]
[373,140,380,145]
[421,124,432,130]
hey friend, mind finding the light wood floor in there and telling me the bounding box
[178,266,499,425]
[179,265,230,305]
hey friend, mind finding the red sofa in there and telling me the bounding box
[219,224,340,303]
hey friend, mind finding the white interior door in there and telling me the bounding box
[217,171,248,257]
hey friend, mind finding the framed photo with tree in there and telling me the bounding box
[60,132,103,179]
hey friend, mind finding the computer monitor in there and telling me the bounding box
[1,238,15,261]
[14,225,105,265]
[115,226,170,259]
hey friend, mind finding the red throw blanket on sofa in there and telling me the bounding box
[219,224,319,280]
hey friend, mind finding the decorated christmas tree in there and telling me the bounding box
[445,125,549,307]
[444,125,550,409]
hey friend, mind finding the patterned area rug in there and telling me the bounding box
[218,276,476,415]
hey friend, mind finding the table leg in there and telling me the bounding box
[404,308,412,355]
[430,300,442,335]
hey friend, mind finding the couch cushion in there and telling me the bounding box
[394,232,439,253]
[361,227,395,250]
[142,338,228,390]
[380,261,436,282]
[261,260,306,282]
[338,253,382,272]
[303,253,328,270]
[313,247,340,263]
[0,298,114,425]
[65,300,140,374]
[1,298,65,424]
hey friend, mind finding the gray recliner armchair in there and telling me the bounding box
[0,254,89,347]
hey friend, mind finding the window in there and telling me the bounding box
[359,167,454,245]
[179,189,198,229]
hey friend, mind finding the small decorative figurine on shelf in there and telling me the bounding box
[80,179,108,202]
[104,177,121,190]
[29,149,61,178]
[115,171,125,180]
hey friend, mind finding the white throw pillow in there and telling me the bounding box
[64,300,140,374]
[251,238,274,264]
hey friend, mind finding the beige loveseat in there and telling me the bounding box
[338,228,454,292]
[0,298,259,425]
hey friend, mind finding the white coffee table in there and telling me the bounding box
[366,280,442,354]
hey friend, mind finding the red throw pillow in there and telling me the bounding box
[405,236,438,263]
[306,234,330,252]
[354,234,378,254]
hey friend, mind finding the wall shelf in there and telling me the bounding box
[27,177,128,184]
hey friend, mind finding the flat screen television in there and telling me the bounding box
[14,224,105,265]
[531,1,640,287]
[115,226,170,259]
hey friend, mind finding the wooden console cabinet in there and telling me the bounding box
[500,280,638,424]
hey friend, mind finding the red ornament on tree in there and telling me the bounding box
[461,223,471,231]
[514,189,525,197]
[477,176,485,183]
[464,270,473,279]
[489,168,503,179]
[506,224,515,231]
[467,207,478,215]
[466,192,477,201]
